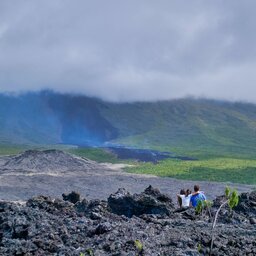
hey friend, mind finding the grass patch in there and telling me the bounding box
[0,144,28,155]
[127,158,256,185]
[1,144,255,185]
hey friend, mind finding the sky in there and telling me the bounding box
[0,1,256,102]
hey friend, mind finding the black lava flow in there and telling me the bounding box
[105,146,197,163]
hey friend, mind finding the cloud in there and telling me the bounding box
[0,0,256,102]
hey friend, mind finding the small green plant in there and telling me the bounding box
[85,248,94,256]
[210,187,239,255]
[228,189,239,209]
[134,239,143,255]
[195,200,203,215]
[197,243,202,253]
[195,200,213,220]
[224,186,230,197]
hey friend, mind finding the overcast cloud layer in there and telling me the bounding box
[1,1,256,102]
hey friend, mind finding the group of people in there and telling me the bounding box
[177,184,206,208]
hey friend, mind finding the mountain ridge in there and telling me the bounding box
[1,91,256,157]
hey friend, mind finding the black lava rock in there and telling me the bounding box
[0,189,255,255]
[62,191,81,204]
[108,185,175,217]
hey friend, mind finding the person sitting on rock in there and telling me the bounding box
[177,189,192,208]
[177,189,185,208]
[190,184,206,207]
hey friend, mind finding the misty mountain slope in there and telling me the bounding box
[47,93,118,145]
[0,93,61,144]
[102,99,256,155]
[1,91,256,157]
[0,92,118,146]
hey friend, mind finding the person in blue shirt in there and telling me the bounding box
[190,184,206,207]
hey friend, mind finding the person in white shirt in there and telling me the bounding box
[177,189,192,208]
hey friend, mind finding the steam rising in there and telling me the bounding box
[0,91,118,146]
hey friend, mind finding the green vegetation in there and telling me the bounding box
[195,200,213,218]
[2,93,256,185]
[193,187,239,255]
[0,144,28,155]
[1,143,256,185]
[2,92,256,159]
[0,144,76,156]
[210,187,239,255]
[85,248,94,256]
[225,186,239,209]
[127,158,256,184]
[103,99,256,159]
[134,239,144,255]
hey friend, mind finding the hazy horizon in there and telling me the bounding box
[1,1,256,103]
[2,90,256,106]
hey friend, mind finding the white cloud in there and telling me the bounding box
[1,0,256,102]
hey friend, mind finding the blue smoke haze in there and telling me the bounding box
[0,91,118,146]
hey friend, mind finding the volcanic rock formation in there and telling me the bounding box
[0,187,255,255]
[108,185,175,217]
[1,149,96,173]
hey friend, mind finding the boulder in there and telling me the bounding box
[108,185,174,217]
[26,195,54,209]
[62,191,80,204]
[234,191,256,216]
[75,198,108,219]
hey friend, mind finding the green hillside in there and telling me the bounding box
[102,99,256,158]
[1,92,256,159]
[1,92,256,184]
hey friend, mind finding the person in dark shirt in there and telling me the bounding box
[190,184,206,207]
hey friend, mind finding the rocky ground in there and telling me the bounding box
[0,150,255,255]
[0,187,255,255]
[0,150,254,202]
